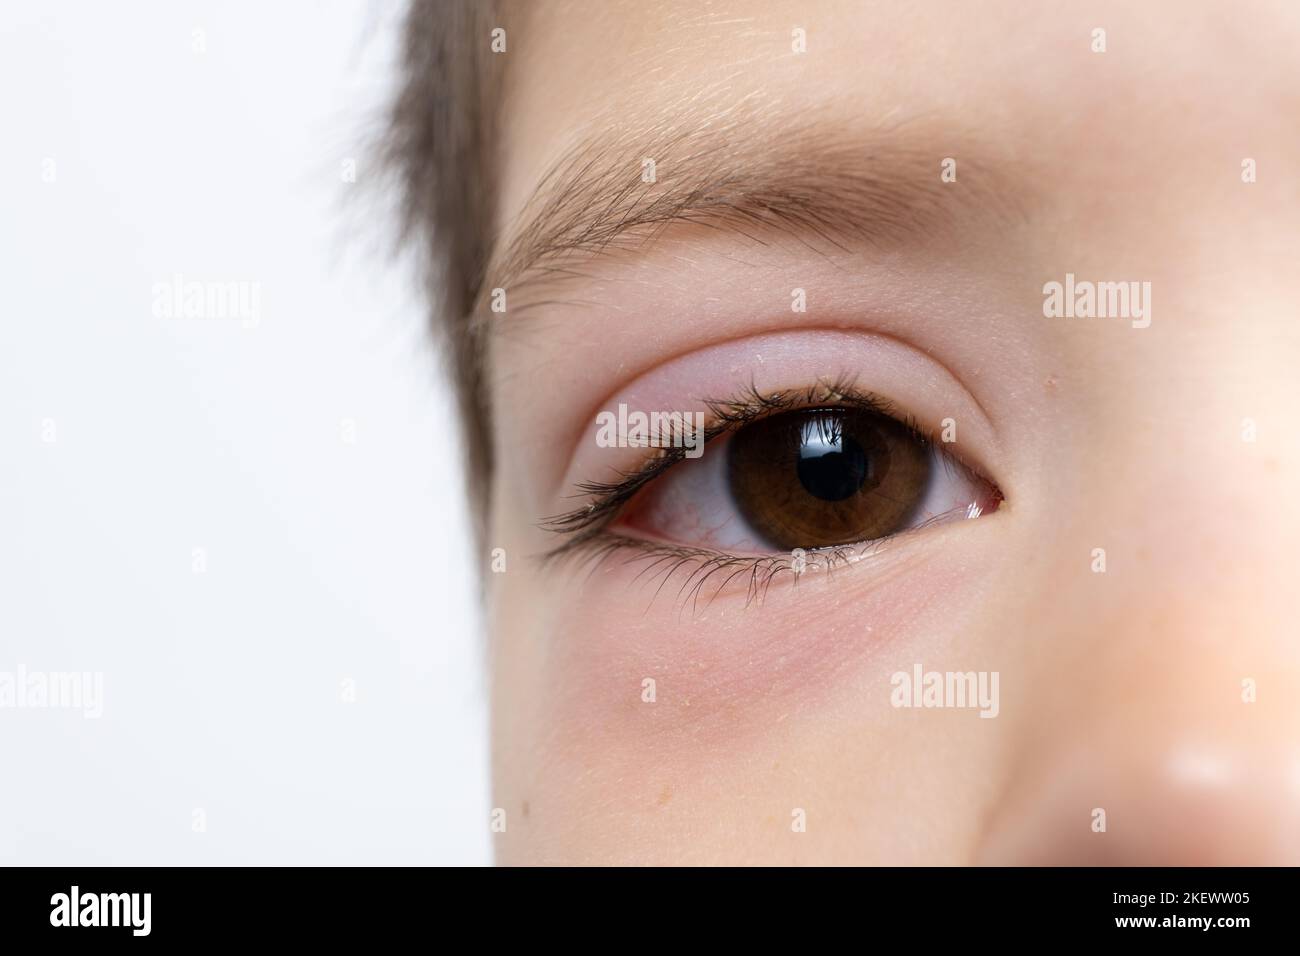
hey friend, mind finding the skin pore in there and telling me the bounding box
[480,0,1300,864]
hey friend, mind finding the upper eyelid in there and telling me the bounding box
[530,327,1004,508]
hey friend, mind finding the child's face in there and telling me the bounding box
[481,0,1300,863]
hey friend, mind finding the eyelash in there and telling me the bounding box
[538,376,994,607]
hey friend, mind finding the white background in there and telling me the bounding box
[0,1,491,865]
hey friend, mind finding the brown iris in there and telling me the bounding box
[727,407,931,549]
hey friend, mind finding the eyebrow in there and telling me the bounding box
[481,110,1021,316]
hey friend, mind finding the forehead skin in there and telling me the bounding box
[484,1,1300,864]
[498,0,1299,233]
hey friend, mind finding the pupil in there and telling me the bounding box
[795,415,869,501]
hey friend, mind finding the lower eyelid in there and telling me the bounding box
[544,500,992,615]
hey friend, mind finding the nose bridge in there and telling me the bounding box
[1079,275,1300,581]
[976,508,1300,864]
[975,374,1300,862]
[1086,330,1300,647]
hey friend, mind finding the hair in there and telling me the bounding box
[386,0,507,535]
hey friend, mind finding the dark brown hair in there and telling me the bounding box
[387,0,506,534]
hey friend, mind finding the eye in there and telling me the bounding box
[728,407,931,549]
[614,403,999,555]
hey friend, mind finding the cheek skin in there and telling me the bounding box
[488,510,1014,865]
[531,514,1007,755]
